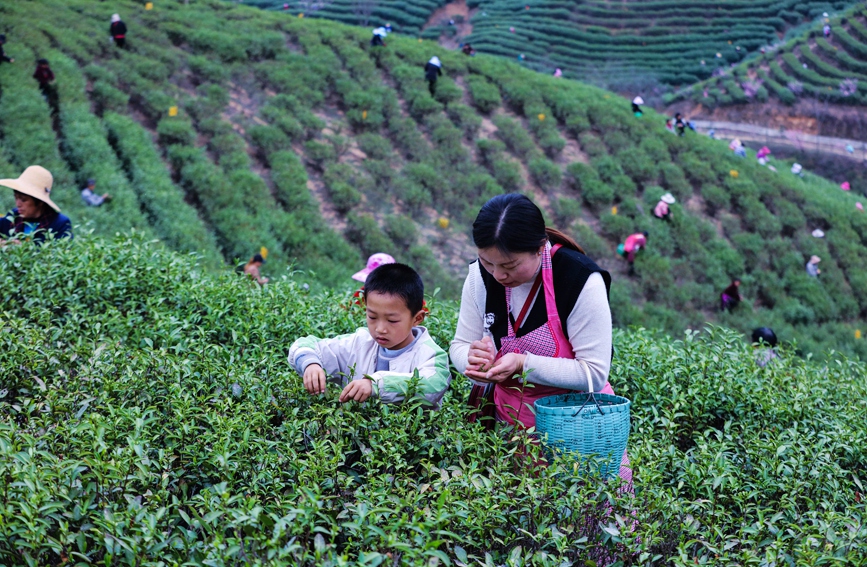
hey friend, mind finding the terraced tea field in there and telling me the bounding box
[681,2,867,108]
[3,0,867,360]
[244,0,862,86]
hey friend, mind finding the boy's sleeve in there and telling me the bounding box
[288,330,362,385]
[371,337,451,409]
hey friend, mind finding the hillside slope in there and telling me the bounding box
[3,0,867,358]
[2,235,867,565]
[672,2,867,139]
[246,0,862,87]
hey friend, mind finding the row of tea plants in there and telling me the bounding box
[1,235,867,565]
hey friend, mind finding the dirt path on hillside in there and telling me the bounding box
[423,0,474,49]
[668,91,867,139]
[690,119,867,161]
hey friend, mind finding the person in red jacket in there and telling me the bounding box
[110,14,127,49]
[33,59,59,113]
[33,58,54,87]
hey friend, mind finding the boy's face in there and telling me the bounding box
[365,291,423,350]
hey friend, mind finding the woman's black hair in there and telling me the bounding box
[751,327,778,347]
[472,193,583,254]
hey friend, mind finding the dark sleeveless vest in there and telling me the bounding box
[477,247,611,352]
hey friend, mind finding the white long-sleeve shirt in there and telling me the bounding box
[81,188,105,207]
[449,266,612,392]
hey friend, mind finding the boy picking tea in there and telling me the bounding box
[289,264,450,408]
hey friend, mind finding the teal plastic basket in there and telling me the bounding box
[534,392,631,479]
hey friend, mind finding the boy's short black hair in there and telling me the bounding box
[751,327,778,347]
[364,263,424,314]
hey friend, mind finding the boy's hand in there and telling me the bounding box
[303,364,326,395]
[339,379,373,403]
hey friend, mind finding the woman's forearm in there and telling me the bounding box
[523,354,609,392]
[449,269,484,374]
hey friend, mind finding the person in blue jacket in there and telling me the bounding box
[0,165,72,245]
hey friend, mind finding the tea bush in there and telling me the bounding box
[2,0,867,362]
[2,236,867,566]
[466,74,502,114]
[103,112,224,266]
[528,156,562,192]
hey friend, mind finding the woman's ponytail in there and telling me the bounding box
[545,227,584,254]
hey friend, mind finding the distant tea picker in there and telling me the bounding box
[110,14,127,48]
[370,26,388,47]
[0,166,73,245]
[238,247,269,285]
[631,96,643,116]
[424,56,442,96]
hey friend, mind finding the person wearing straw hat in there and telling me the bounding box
[653,193,675,221]
[806,255,821,277]
[631,95,643,116]
[424,56,442,96]
[0,166,72,245]
[370,26,387,47]
[110,14,127,49]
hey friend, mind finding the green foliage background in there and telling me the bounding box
[2,0,867,361]
[2,236,867,565]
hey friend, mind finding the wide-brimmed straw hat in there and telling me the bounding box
[0,165,60,212]
[809,255,821,264]
[660,193,676,204]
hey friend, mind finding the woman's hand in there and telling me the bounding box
[466,336,496,373]
[483,353,526,383]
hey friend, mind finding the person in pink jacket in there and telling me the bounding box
[622,231,648,274]
[653,193,675,221]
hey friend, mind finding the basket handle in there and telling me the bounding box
[571,375,605,417]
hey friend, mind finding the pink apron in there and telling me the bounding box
[493,243,633,488]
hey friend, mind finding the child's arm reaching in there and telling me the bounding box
[289,331,365,394]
